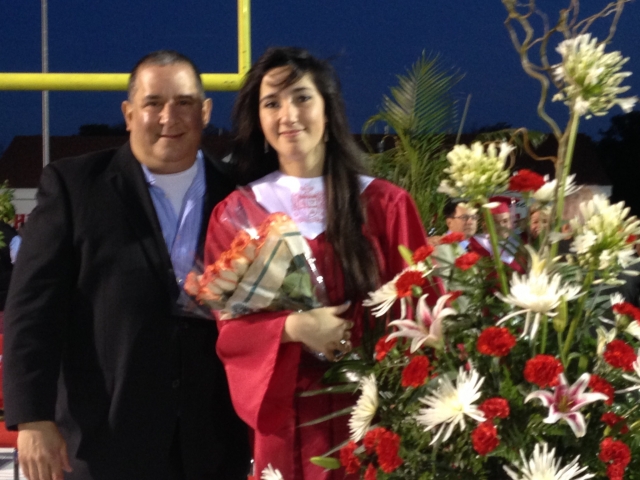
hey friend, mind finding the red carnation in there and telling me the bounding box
[395,270,426,297]
[476,327,516,357]
[339,441,361,474]
[523,355,564,388]
[612,302,640,322]
[627,234,637,244]
[479,397,510,420]
[601,412,629,435]
[363,427,386,454]
[599,437,631,480]
[508,169,545,193]
[589,375,615,405]
[374,336,397,362]
[607,463,626,480]
[413,245,435,263]
[364,464,377,480]
[440,232,466,244]
[401,355,431,388]
[603,340,636,372]
[376,430,403,473]
[455,252,481,271]
[447,290,463,304]
[471,421,499,455]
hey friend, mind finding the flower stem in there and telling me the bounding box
[483,207,509,295]
[561,268,595,361]
[550,114,580,258]
[539,314,548,354]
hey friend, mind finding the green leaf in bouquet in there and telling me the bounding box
[297,383,359,397]
[309,456,341,470]
[321,357,373,384]
[299,406,354,427]
[398,245,415,266]
[281,270,314,299]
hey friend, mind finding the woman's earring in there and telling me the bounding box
[264,139,269,153]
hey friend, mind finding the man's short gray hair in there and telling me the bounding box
[127,50,205,100]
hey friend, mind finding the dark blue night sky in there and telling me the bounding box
[1,1,639,151]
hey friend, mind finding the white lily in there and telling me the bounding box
[504,443,594,480]
[415,367,486,445]
[552,33,637,119]
[261,464,284,480]
[525,373,608,438]
[387,293,456,352]
[496,248,581,339]
[348,374,379,441]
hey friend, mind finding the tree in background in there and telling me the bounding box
[362,54,462,234]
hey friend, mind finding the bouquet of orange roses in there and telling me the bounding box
[185,205,326,320]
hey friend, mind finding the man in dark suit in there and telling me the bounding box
[2,51,250,480]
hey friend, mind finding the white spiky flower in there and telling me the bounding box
[552,34,637,119]
[261,464,284,480]
[348,374,379,441]
[504,443,594,480]
[415,367,486,445]
[438,141,513,203]
[497,248,582,339]
[363,264,431,318]
[569,195,640,278]
[533,174,579,204]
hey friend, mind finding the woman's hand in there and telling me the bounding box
[283,303,353,361]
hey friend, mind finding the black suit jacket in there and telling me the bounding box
[3,143,250,480]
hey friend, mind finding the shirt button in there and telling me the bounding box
[172,379,180,389]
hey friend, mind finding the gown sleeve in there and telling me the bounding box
[204,192,301,435]
[365,179,444,299]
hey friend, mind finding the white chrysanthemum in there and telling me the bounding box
[438,141,513,203]
[533,174,579,204]
[497,248,582,339]
[569,194,640,279]
[552,34,638,119]
[415,367,485,445]
[261,464,284,480]
[363,264,430,317]
[348,374,379,441]
[504,443,594,480]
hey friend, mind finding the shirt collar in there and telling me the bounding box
[141,150,204,186]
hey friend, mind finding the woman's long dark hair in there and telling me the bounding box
[231,47,379,299]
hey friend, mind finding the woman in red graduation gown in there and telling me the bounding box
[204,47,442,479]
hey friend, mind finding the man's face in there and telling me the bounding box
[446,205,478,239]
[493,212,512,239]
[121,63,212,174]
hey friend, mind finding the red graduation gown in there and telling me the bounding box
[205,178,443,479]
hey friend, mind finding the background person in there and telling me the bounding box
[3,51,250,480]
[204,47,443,480]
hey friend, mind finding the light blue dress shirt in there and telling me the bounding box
[141,152,206,287]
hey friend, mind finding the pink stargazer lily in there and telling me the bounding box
[386,293,456,353]
[525,373,608,438]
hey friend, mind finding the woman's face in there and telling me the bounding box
[258,66,327,177]
[530,210,549,238]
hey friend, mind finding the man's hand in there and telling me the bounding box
[17,421,72,480]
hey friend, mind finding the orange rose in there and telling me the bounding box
[184,271,202,297]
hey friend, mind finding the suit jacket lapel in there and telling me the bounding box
[107,143,175,289]
[197,152,235,258]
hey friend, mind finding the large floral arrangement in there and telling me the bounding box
[305,3,640,480]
